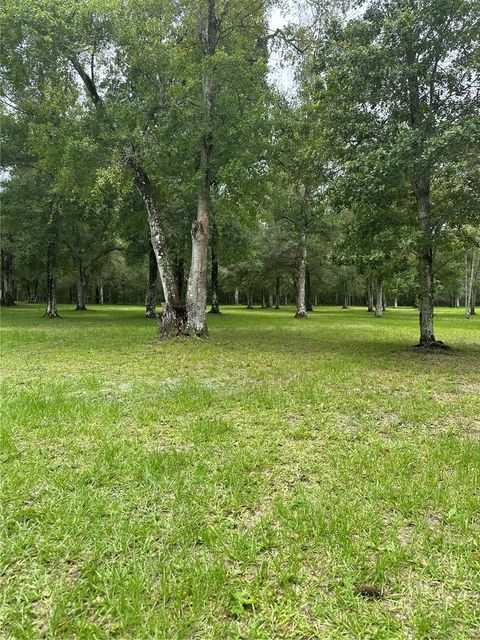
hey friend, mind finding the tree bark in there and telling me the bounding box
[44,221,59,318]
[306,267,313,311]
[145,243,158,318]
[374,279,384,317]
[465,249,478,319]
[247,288,254,309]
[75,259,88,311]
[27,279,39,303]
[367,275,374,312]
[234,288,239,305]
[185,189,210,334]
[275,276,280,309]
[98,280,104,305]
[209,221,220,314]
[267,289,273,308]
[394,296,398,308]
[414,183,437,344]
[295,206,308,319]
[0,247,15,306]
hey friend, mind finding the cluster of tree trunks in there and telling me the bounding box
[145,243,158,318]
[465,249,479,319]
[0,247,15,306]
[294,198,308,318]
[43,209,60,318]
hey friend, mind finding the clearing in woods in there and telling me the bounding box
[1,305,479,639]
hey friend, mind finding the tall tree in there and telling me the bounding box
[310,0,480,347]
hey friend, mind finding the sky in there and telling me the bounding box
[267,4,298,96]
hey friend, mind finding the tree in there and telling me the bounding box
[311,0,480,347]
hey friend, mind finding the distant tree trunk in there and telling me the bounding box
[27,279,39,303]
[471,283,476,316]
[247,288,254,309]
[0,247,15,306]
[275,277,281,309]
[382,289,387,311]
[374,279,384,317]
[234,288,239,305]
[145,243,158,318]
[455,295,460,307]
[75,259,88,311]
[465,249,478,319]
[44,231,59,319]
[98,279,104,305]
[95,279,104,305]
[394,296,398,308]
[284,295,288,306]
[306,267,313,311]
[314,295,318,306]
[295,206,308,319]
[367,276,374,312]
[342,292,348,309]
[209,222,220,314]
[267,289,273,308]
[261,288,266,308]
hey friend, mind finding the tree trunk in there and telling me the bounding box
[98,280,104,305]
[247,289,254,309]
[342,292,348,309]
[75,259,88,311]
[406,44,444,347]
[295,207,308,319]
[394,296,398,308]
[185,189,210,335]
[184,0,218,336]
[306,267,313,311]
[465,249,478,319]
[267,289,273,308]
[275,276,280,309]
[44,230,59,319]
[27,279,39,303]
[127,157,185,336]
[374,279,384,317]
[0,247,15,306]
[234,288,239,305]
[145,243,158,318]
[71,57,184,337]
[367,276,374,312]
[209,221,220,314]
[414,184,438,345]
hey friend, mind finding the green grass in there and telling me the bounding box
[1,304,479,639]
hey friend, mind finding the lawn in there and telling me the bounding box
[1,304,479,639]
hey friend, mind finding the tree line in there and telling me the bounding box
[1,0,479,346]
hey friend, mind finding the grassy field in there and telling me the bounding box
[1,304,479,639]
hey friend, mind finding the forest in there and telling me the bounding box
[1,0,480,639]
[1,0,479,342]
